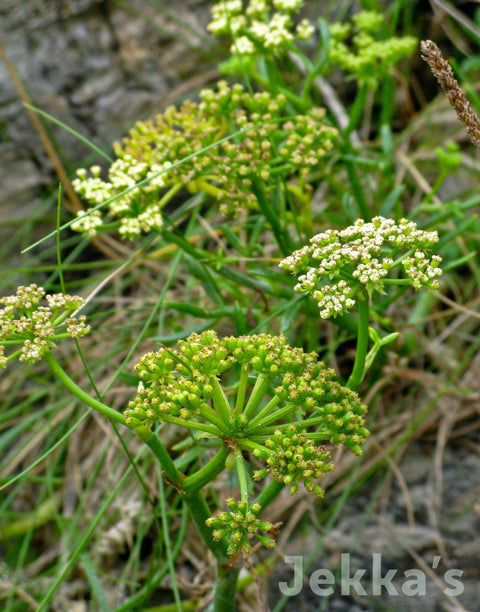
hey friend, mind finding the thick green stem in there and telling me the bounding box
[234,452,249,504]
[213,562,241,612]
[157,181,184,209]
[43,353,184,487]
[235,363,250,413]
[184,489,230,563]
[255,479,285,510]
[139,433,185,489]
[43,353,127,425]
[182,445,229,493]
[43,355,234,585]
[347,292,370,390]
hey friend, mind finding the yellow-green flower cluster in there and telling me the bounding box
[253,425,333,496]
[0,285,89,366]
[276,362,368,452]
[280,217,442,318]
[222,331,316,374]
[208,0,314,56]
[206,499,275,556]
[72,82,337,233]
[125,331,368,494]
[328,11,417,88]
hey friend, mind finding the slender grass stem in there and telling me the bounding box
[246,401,296,431]
[160,414,223,437]
[344,158,371,220]
[244,394,281,431]
[210,376,233,426]
[235,452,249,504]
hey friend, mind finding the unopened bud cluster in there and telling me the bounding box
[0,285,89,366]
[276,362,368,453]
[72,81,337,236]
[253,425,333,496]
[206,499,275,556]
[126,330,367,497]
[280,216,442,318]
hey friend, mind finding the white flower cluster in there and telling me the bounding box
[72,80,338,226]
[71,209,103,237]
[280,217,442,318]
[403,251,442,290]
[313,281,356,319]
[118,203,163,239]
[0,285,90,365]
[71,156,164,240]
[208,0,314,55]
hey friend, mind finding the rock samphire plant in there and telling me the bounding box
[3,5,459,611]
[0,212,442,609]
[0,286,368,607]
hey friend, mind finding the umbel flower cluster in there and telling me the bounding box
[328,11,417,88]
[0,285,89,367]
[207,0,314,56]
[280,217,442,318]
[126,330,368,481]
[72,81,337,237]
[206,498,276,556]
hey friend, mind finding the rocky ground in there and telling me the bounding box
[268,354,480,612]
[0,0,214,230]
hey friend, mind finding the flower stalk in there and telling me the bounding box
[346,291,370,390]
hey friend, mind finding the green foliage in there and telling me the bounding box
[2,3,479,611]
[328,10,418,88]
